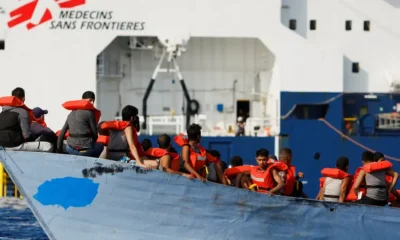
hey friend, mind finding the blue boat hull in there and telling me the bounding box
[1,151,400,240]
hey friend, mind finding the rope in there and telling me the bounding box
[318,118,400,162]
[281,93,343,120]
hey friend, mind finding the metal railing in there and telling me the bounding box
[376,113,400,130]
[0,163,23,198]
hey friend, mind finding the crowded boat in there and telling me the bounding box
[0,87,399,207]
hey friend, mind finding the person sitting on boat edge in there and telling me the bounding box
[31,107,57,153]
[174,124,225,183]
[353,151,398,206]
[279,148,306,197]
[224,156,251,187]
[374,152,400,205]
[141,138,153,151]
[204,150,228,185]
[100,105,156,169]
[241,148,286,195]
[145,134,192,178]
[97,121,110,159]
[57,91,104,157]
[0,87,52,152]
[316,157,351,203]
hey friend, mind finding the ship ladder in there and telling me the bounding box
[0,163,23,198]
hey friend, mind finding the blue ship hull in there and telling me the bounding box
[1,151,400,240]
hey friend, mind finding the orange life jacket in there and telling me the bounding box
[279,163,297,196]
[0,96,35,122]
[224,165,252,181]
[319,169,351,189]
[174,134,208,172]
[346,161,392,201]
[100,121,145,159]
[97,135,109,146]
[145,147,180,171]
[250,162,288,193]
[57,100,102,139]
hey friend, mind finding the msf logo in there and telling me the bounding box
[8,0,85,30]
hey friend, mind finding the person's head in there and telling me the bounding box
[12,87,25,102]
[279,148,292,165]
[362,151,374,164]
[32,107,48,121]
[158,134,172,149]
[336,157,349,172]
[186,123,202,142]
[255,148,269,169]
[141,139,152,151]
[230,156,243,167]
[208,150,221,160]
[82,91,95,104]
[269,155,278,162]
[220,161,228,172]
[97,121,110,136]
[121,105,140,131]
[374,152,385,162]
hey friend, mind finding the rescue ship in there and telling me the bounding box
[1,0,400,239]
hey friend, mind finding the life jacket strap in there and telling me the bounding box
[324,194,339,199]
[365,185,386,189]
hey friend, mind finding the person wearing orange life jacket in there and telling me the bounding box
[316,157,351,203]
[241,148,286,194]
[353,151,399,206]
[97,121,110,159]
[0,87,52,152]
[175,124,225,183]
[145,134,192,178]
[56,91,104,157]
[30,107,57,153]
[224,156,252,188]
[101,105,156,169]
[373,152,400,204]
[278,148,306,197]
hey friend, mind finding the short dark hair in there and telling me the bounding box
[158,134,171,149]
[256,148,269,158]
[269,155,278,161]
[279,148,292,156]
[373,152,385,162]
[12,87,25,100]
[121,105,138,121]
[230,156,243,167]
[208,150,221,159]
[141,139,152,151]
[362,151,374,162]
[187,123,202,141]
[336,157,349,171]
[82,91,95,101]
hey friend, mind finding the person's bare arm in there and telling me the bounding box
[160,155,192,178]
[269,169,285,194]
[124,126,148,167]
[182,145,204,181]
[214,163,228,185]
[339,177,351,203]
[353,170,366,197]
[316,180,327,200]
[386,168,399,194]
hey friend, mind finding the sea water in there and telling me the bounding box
[0,198,48,240]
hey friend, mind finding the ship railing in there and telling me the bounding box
[245,117,275,136]
[147,115,185,136]
[376,113,400,130]
[0,163,23,198]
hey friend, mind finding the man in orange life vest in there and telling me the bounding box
[178,124,225,183]
[241,148,286,194]
[57,91,104,157]
[0,87,52,152]
[316,157,351,203]
[31,107,57,152]
[373,152,400,203]
[145,134,192,178]
[102,105,156,169]
[279,148,306,197]
[353,151,399,206]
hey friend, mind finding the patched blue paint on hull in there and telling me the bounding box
[1,151,400,240]
[33,177,99,210]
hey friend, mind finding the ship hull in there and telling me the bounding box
[1,151,400,240]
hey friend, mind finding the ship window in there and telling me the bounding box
[289,19,297,30]
[352,62,360,73]
[364,21,370,31]
[0,41,4,50]
[345,20,352,31]
[310,20,317,30]
[290,104,329,119]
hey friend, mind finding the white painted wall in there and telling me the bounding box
[306,0,400,93]
[281,0,308,38]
